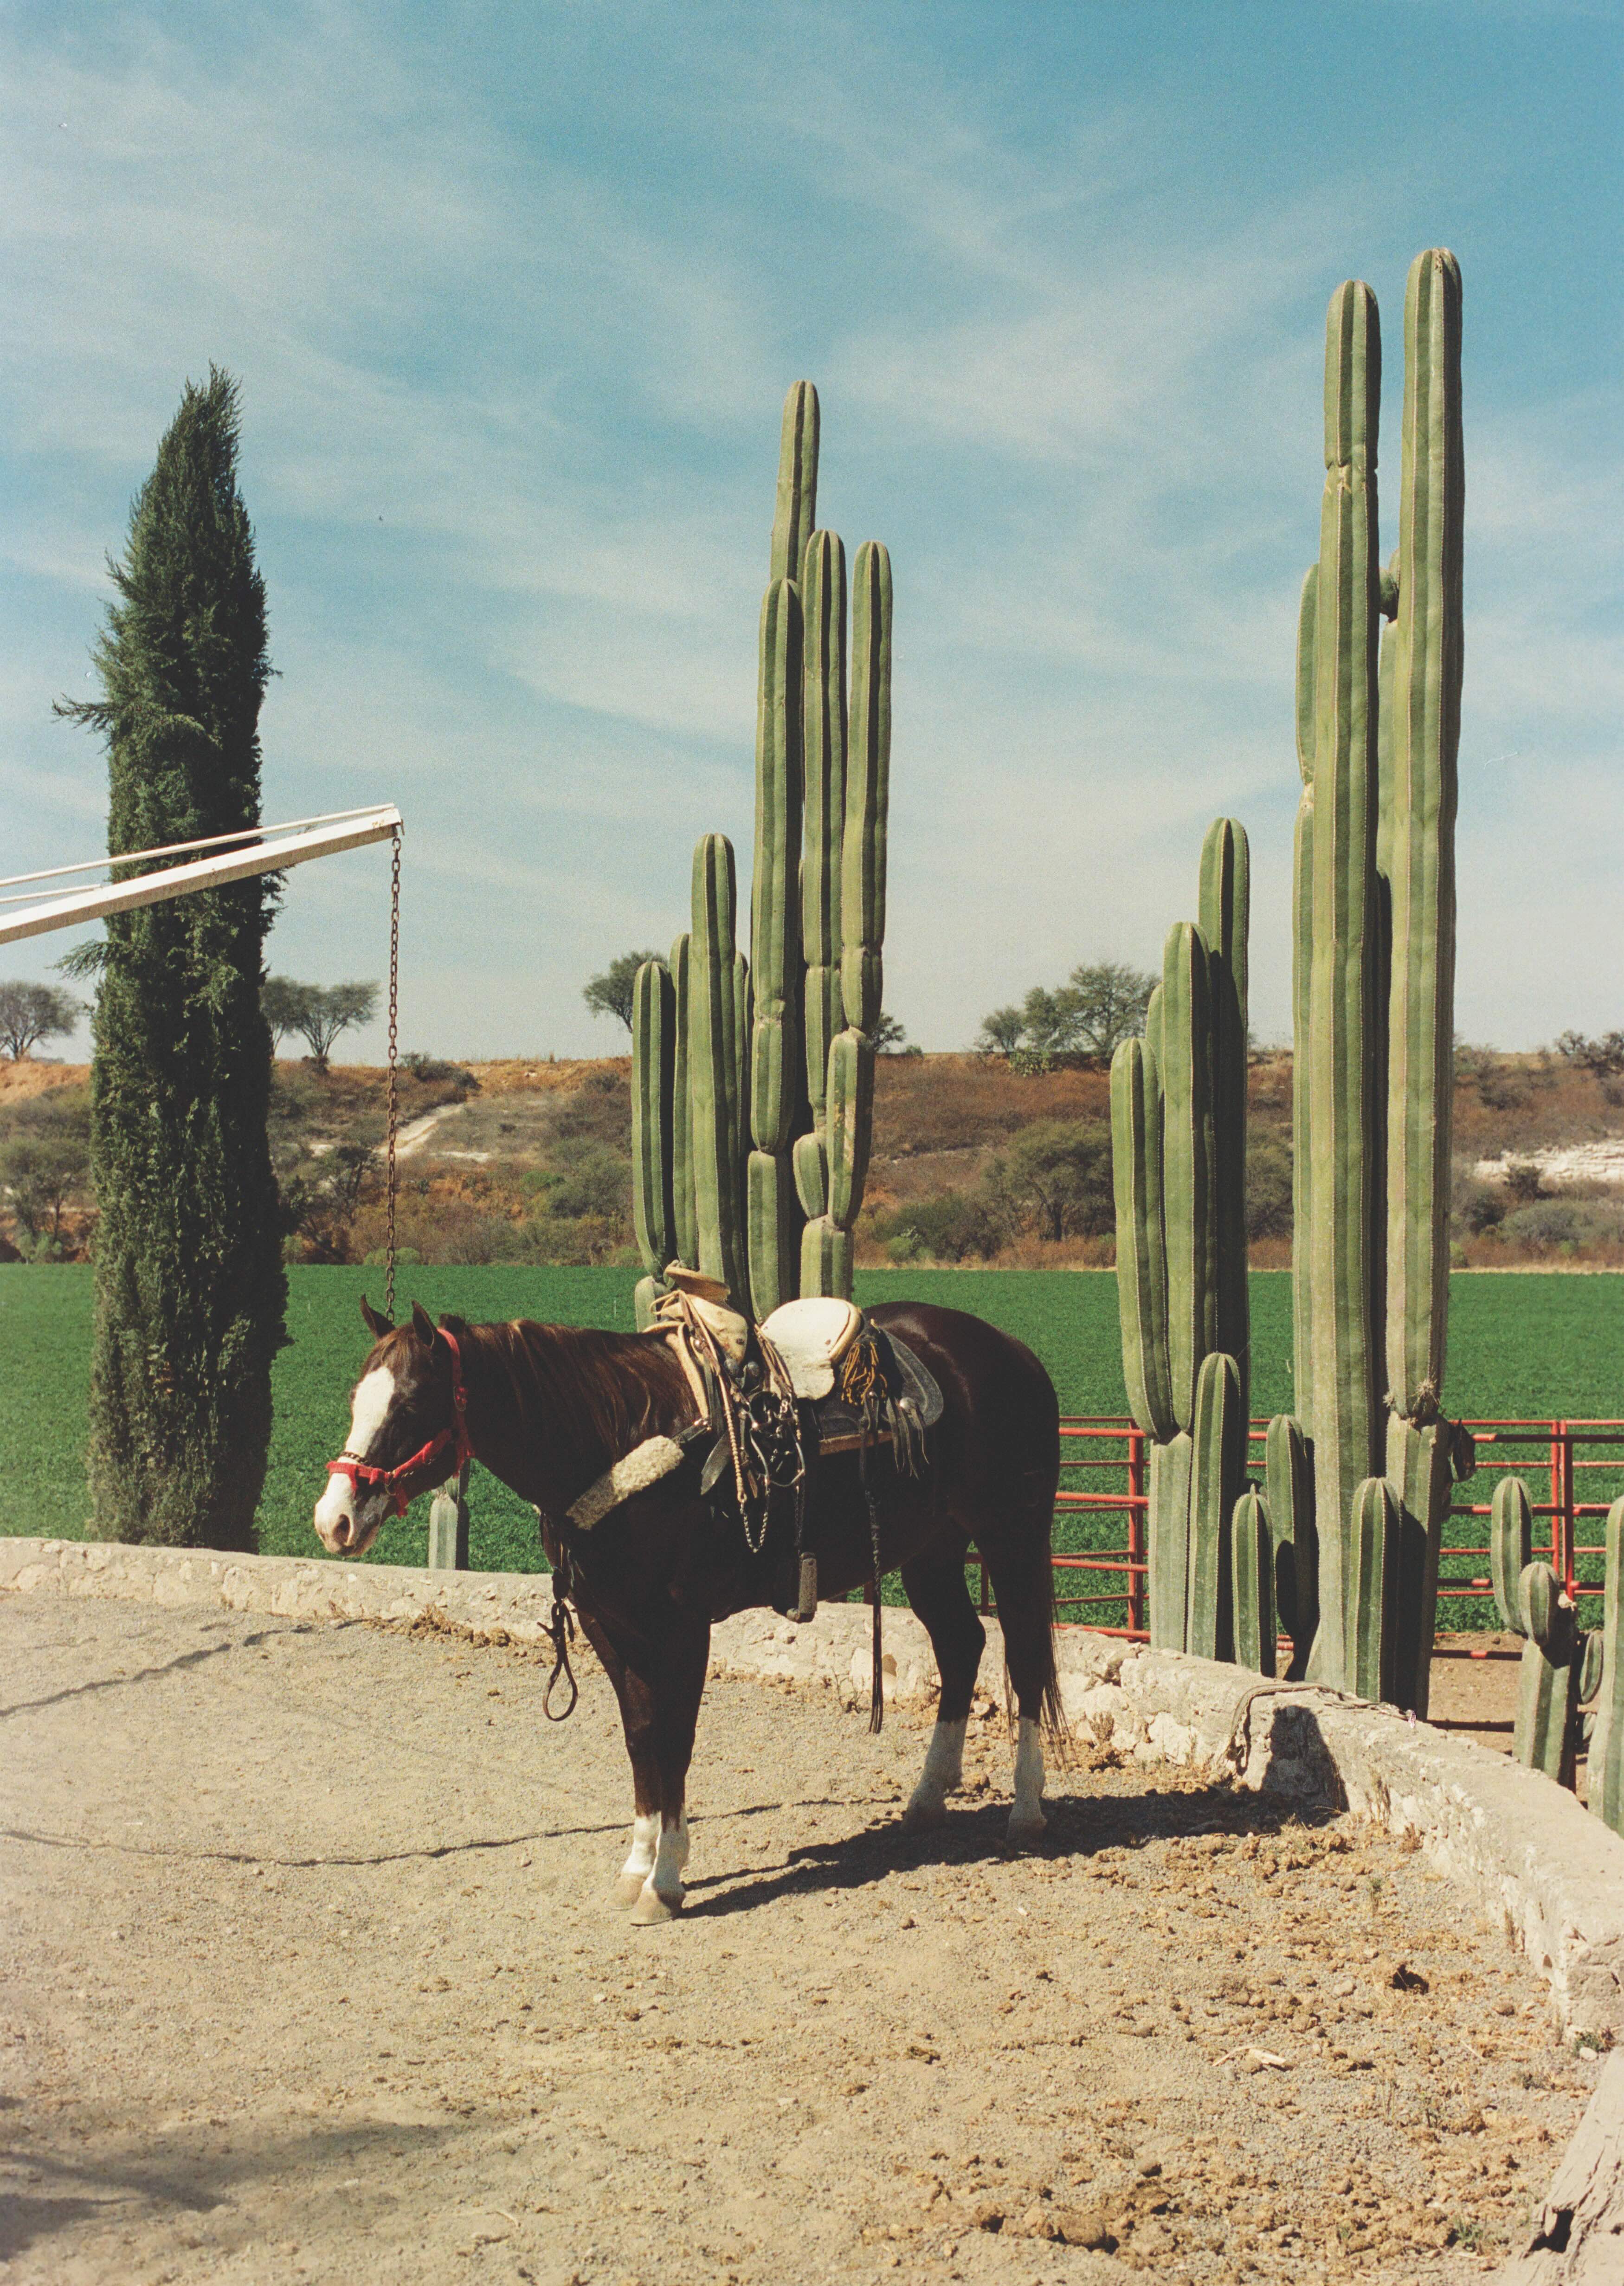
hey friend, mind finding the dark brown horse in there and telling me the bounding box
[313,1298,1063,1922]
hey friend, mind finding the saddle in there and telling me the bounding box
[563,1269,941,1635]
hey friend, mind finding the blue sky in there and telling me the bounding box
[2,1,1620,1060]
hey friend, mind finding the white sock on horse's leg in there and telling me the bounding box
[901,1717,968,1830]
[613,1811,660,1908]
[1007,1715,1047,1846]
[630,1810,689,1925]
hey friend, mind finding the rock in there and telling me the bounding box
[1052,2206,1114,2249]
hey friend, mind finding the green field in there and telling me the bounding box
[4,1266,1623,1627]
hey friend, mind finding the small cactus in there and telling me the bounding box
[1489,1474,1534,1634]
[1347,1475,1399,1704]
[1514,1561,1580,1788]
[1232,1487,1276,1676]
[1187,1351,1241,1662]
[1264,1413,1318,1682]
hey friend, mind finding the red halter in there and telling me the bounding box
[325,1326,473,1518]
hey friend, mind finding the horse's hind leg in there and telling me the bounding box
[898,1542,985,1833]
[629,1611,710,1927]
[981,1533,1062,1850]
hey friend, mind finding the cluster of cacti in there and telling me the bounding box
[1113,249,1468,1705]
[630,385,891,1322]
[1113,823,1283,1666]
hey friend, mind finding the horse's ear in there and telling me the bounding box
[360,1296,392,1339]
[411,1300,438,1348]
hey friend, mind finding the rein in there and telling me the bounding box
[325,1327,473,1518]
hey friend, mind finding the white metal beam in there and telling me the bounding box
[0,807,402,947]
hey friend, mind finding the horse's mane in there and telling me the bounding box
[454,1317,692,1485]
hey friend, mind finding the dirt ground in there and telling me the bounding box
[0,1599,1602,2286]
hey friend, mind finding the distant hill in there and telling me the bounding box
[4,1046,1622,1270]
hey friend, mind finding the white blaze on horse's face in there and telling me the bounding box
[313,1364,397,1554]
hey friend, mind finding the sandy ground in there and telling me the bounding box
[0,1599,1602,2286]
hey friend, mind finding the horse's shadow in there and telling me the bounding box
[683,1774,1340,1919]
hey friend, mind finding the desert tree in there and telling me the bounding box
[56,368,286,1549]
[262,975,378,1069]
[583,950,662,1035]
[0,981,84,1061]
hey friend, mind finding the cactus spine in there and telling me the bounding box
[642,384,889,1320]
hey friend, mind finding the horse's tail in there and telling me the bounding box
[1001,1543,1070,1768]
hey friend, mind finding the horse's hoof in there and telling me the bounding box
[1005,1813,1047,1852]
[612,1869,650,1909]
[898,1797,948,1834]
[629,1886,682,1925]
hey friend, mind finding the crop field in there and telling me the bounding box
[4,1266,1623,1630]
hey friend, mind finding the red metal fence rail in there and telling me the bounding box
[970,1418,1624,1645]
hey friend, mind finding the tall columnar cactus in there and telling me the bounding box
[1115,250,1466,1706]
[690,833,751,1307]
[747,575,805,1318]
[1111,826,1250,1659]
[631,958,678,1329]
[639,383,890,1318]
[803,539,890,1298]
[1293,252,1465,1706]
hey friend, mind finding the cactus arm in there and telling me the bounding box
[770,382,819,586]
[1147,1433,1194,1652]
[1489,1473,1534,1636]
[1159,922,1213,1434]
[1199,819,1250,1425]
[631,958,677,1282]
[1589,1497,1624,1830]
[1387,1414,1455,1716]
[690,833,749,1308]
[801,528,847,1135]
[1290,789,1315,1431]
[825,1028,874,1230]
[1187,1350,1241,1663]
[1264,1413,1318,1681]
[749,577,804,1157]
[1110,1036,1175,1444]
[1295,564,1318,786]
[1232,1488,1277,1677]
[668,934,698,1270]
[840,541,890,1035]
[1514,1561,1579,1787]
[1308,280,1385,1689]
[1385,250,1464,1423]
[1347,1474,1398,1704]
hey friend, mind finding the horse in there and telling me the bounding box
[313,1297,1065,1924]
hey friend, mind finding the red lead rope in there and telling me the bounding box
[325,1327,473,1518]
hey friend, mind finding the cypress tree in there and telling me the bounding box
[60,368,286,1548]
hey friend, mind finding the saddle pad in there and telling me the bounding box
[758,1296,864,1399]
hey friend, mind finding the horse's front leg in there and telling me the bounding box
[572,1605,666,1910]
[627,1609,710,1927]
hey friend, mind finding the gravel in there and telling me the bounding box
[0,1596,1599,2283]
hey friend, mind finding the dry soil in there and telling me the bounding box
[0,1597,1601,2285]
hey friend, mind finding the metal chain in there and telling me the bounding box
[384,827,400,1324]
